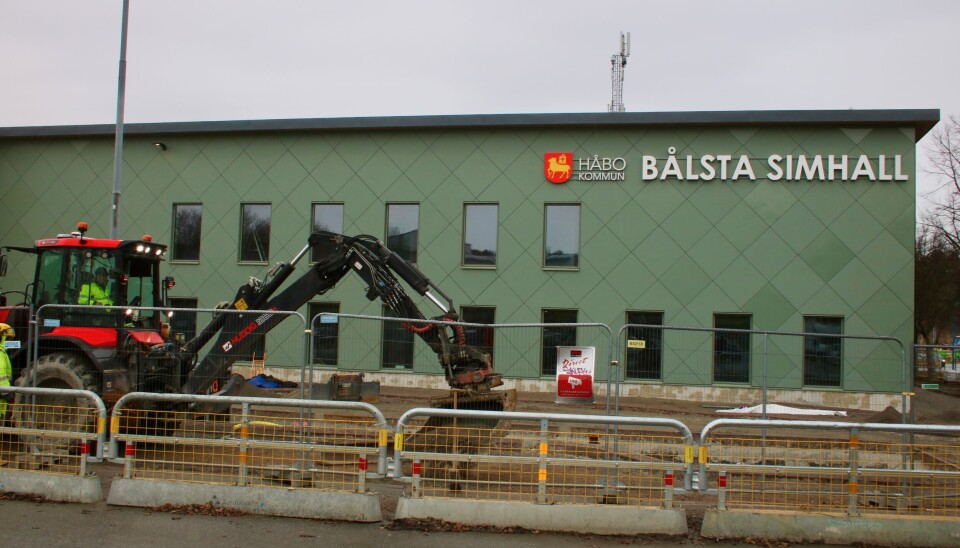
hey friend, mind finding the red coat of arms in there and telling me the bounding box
[544,152,573,184]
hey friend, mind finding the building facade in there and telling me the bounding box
[0,110,940,406]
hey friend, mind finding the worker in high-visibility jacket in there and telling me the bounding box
[78,267,113,306]
[0,323,13,417]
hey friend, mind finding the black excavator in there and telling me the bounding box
[174,230,510,410]
[0,224,514,427]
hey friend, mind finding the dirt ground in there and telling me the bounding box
[371,380,960,433]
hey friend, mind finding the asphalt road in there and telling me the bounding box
[0,495,773,548]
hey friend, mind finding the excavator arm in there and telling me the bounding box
[178,231,501,396]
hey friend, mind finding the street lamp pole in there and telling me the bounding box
[110,0,130,239]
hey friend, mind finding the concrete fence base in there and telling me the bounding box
[396,497,687,535]
[702,509,960,547]
[107,478,382,522]
[0,469,102,503]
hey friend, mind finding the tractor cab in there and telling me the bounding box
[28,222,169,329]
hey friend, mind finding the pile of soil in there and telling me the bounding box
[865,405,903,424]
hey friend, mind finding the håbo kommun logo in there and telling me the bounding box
[544,152,627,183]
[544,152,573,184]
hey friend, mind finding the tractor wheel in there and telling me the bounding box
[14,352,99,455]
[120,385,183,438]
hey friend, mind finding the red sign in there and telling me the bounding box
[544,152,573,184]
[558,371,593,399]
[556,346,595,402]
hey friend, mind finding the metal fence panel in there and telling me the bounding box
[394,408,694,507]
[700,419,960,518]
[110,393,389,492]
[0,386,106,475]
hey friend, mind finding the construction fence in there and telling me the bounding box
[309,314,909,414]
[2,305,917,418]
[1,384,960,542]
[0,307,957,519]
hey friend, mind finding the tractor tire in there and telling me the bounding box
[14,352,99,455]
[120,386,183,438]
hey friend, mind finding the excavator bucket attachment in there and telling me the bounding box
[403,388,517,489]
[405,388,517,456]
[424,388,516,428]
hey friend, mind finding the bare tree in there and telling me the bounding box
[915,222,960,380]
[917,116,960,380]
[924,116,960,252]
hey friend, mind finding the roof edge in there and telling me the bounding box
[0,109,941,142]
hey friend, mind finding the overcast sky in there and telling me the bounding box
[1,0,957,209]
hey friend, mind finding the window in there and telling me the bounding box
[168,297,199,343]
[309,302,340,365]
[714,314,751,383]
[240,203,271,262]
[386,203,419,263]
[803,316,843,387]
[625,311,663,380]
[461,306,495,360]
[544,204,580,269]
[34,249,66,307]
[172,204,202,261]
[311,203,344,262]
[541,309,577,376]
[381,305,414,369]
[463,204,497,267]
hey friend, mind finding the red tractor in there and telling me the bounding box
[0,222,174,411]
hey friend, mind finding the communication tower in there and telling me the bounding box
[608,32,630,112]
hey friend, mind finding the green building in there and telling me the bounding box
[0,110,940,409]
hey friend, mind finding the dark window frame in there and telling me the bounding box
[543,203,581,270]
[168,297,199,343]
[461,306,496,361]
[385,203,419,264]
[381,305,415,370]
[309,301,340,366]
[803,315,844,387]
[171,203,202,262]
[311,203,344,263]
[713,313,752,384]
[462,203,498,268]
[625,311,664,380]
[541,308,578,376]
[239,203,271,263]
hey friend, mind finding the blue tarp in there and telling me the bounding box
[247,374,282,389]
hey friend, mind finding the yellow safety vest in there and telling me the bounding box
[79,282,113,306]
[0,338,10,416]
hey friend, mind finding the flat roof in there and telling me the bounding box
[0,109,941,142]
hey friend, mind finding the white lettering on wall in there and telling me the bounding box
[640,148,909,183]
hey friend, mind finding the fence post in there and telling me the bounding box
[847,427,859,516]
[411,459,422,498]
[123,441,135,478]
[79,439,89,476]
[663,471,674,509]
[358,455,367,493]
[718,470,727,510]
[238,402,250,486]
[377,427,389,477]
[537,418,549,504]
